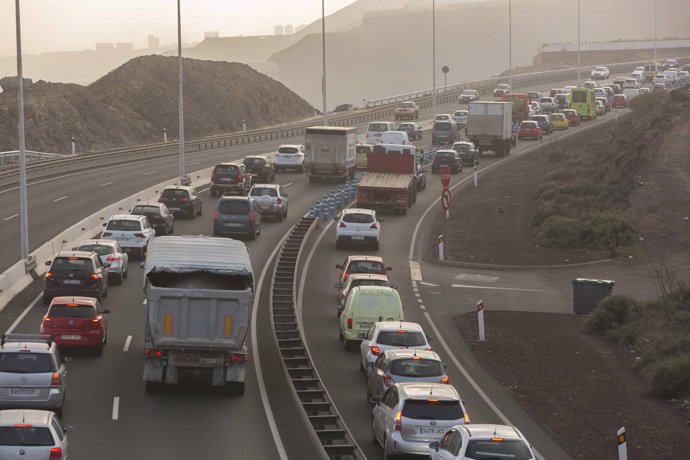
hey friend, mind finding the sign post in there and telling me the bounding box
[473,163,478,187]
[477,300,485,341]
[617,427,627,460]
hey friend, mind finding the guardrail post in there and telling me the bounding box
[350,177,358,202]
[329,197,335,219]
[335,186,342,210]
[321,200,328,222]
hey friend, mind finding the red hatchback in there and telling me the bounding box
[40,297,110,355]
[562,109,581,126]
[611,94,628,108]
[517,121,543,140]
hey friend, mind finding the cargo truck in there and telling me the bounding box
[501,93,530,123]
[142,235,253,395]
[304,126,357,182]
[466,101,513,157]
[356,144,423,215]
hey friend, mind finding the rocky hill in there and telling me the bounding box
[0,55,315,153]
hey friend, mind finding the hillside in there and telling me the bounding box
[0,55,315,153]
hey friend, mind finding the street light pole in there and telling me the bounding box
[432,0,437,119]
[508,0,512,90]
[321,0,328,125]
[15,0,29,263]
[653,0,657,62]
[177,0,186,182]
[577,0,581,82]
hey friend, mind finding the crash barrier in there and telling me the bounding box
[310,178,360,222]
[3,55,687,187]
[0,168,214,311]
[270,214,366,459]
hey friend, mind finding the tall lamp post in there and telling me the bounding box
[653,0,657,62]
[177,0,187,184]
[432,0,437,119]
[577,0,581,82]
[321,0,328,125]
[508,0,512,90]
[15,0,31,267]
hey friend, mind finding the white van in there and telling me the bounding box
[366,121,396,144]
[663,70,678,86]
[380,131,410,145]
[643,62,661,81]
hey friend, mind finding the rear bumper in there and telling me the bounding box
[211,183,245,194]
[213,224,254,237]
[388,432,435,456]
[44,286,101,299]
[49,331,104,347]
[0,390,64,411]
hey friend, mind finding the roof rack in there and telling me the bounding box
[1,334,53,346]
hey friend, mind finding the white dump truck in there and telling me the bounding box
[142,235,253,394]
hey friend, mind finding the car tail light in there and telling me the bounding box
[339,222,346,228]
[396,194,407,202]
[50,372,61,387]
[211,173,218,182]
[464,412,471,424]
[144,349,166,358]
[250,211,255,224]
[347,318,352,329]
[393,411,402,431]
[91,316,103,329]
[180,197,190,203]
[102,232,112,237]
[370,223,378,229]
[45,271,53,279]
[89,273,101,280]
[134,233,146,238]
[49,447,62,460]
[237,174,244,181]
[371,345,381,356]
[106,256,120,261]
[158,196,168,202]
[214,209,219,223]
[383,373,395,388]
[441,376,450,384]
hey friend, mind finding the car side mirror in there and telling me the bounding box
[385,266,392,271]
[335,264,343,269]
[103,309,111,314]
[426,335,434,342]
[429,441,439,451]
[63,425,74,432]
[390,284,398,290]
[45,261,52,266]
[334,282,342,289]
[140,262,145,269]
[102,223,107,227]
[369,395,380,405]
[378,218,384,223]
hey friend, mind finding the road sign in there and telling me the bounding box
[441,188,451,211]
[441,165,451,188]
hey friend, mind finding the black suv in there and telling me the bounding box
[130,202,175,235]
[43,251,109,304]
[242,155,275,182]
[210,162,252,196]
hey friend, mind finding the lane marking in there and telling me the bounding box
[409,260,422,281]
[419,281,440,287]
[283,182,293,188]
[53,196,68,202]
[142,299,147,305]
[454,273,499,283]
[99,181,114,187]
[451,284,543,292]
[5,293,42,334]
[123,335,132,352]
[188,162,200,166]
[3,214,19,221]
[112,397,120,420]
[143,170,158,175]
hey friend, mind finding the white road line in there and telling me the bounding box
[418,281,440,287]
[451,284,543,292]
[283,182,293,188]
[143,170,158,175]
[99,181,114,187]
[5,293,42,334]
[112,397,120,420]
[409,260,422,281]
[416,298,423,303]
[142,299,147,305]
[188,162,200,166]
[420,305,426,310]
[53,196,68,202]
[123,335,132,352]
[3,214,19,221]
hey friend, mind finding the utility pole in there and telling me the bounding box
[177,0,186,183]
[15,0,30,265]
[432,0,437,119]
[321,0,328,125]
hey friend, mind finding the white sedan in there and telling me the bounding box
[335,208,382,250]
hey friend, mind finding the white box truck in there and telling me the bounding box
[304,126,357,182]
[467,101,513,157]
[142,235,253,395]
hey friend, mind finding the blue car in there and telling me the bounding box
[531,114,553,135]
[396,122,422,140]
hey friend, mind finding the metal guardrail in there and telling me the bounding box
[0,150,76,165]
[271,215,366,460]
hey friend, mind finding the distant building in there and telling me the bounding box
[115,42,134,52]
[95,43,115,52]
[204,31,219,39]
[148,35,160,49]
[284,25,294,35]
[274,25,284,36]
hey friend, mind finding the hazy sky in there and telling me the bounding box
[0,0,358,56]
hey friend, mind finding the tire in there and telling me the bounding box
[140,246,146,260]
[53,407,63,419]
[277,211,284,222]
[169,225,174,234]
[343,337,352,351]
[94,343,103,356]
[158,226,167,236]
[102,287,108,298]
[299,165,304,173]
[248,229,256,241]
[371,417,378,444]
[111,272,123,286]
[360,360,366,373]
[308,176,315,183]
[197,204,202,216]
[43,295,51,306]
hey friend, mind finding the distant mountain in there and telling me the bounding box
[0,56,315,153]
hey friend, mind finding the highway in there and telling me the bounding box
[0,75,630,458]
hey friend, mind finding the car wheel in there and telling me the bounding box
[283,207,288,218]
[197,204,202,216]
[371,417,378,444]
[170,225,174,234]
[383,437,393,460]
[343,337,352,351]
[140,246,146,260]
[224,381,245,396]
[94,343,104,356]
[111,272,123,285]
[360,359,366,373]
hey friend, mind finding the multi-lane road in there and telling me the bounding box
[0,75,634,458]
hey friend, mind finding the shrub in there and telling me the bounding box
[584,295,635,333]
[584,210,636,248]
[628,93,657,112]
[640,354,690,398]
[536,216,584,247]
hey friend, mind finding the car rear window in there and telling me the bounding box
[277,147,299,154]
[106,220,142,231]
[343,213,375,224]
[50,257,91,272]
[465,439,533,459]
[453,144,471,152]
[436,151,455,158]
[161,189,190,198]
[400,102,414,108]
[368,123,389,132]
[48,305,96,318]
[131,205,160,214]
[348,261,385,274]
[434,122,452,131]
[376,331,426,347]
[350,279,389,290]
[77,244,114,256]
[250,188,278,197]
[398,124,414,130]
[243,158,266,166]
[0,426,54,446]
[402,399,463,420]
[0,352,55,373]
[218,200,250,215]
[390,358,443,377]
[520,122,537,128]
[213,165,239,175]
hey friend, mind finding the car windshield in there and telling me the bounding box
[390,358,443,377]
[106,220,141,231]
[0,426,55,446]
[218,200,249,215]
[77,244,114,256]
[49,305,96,318]
[434,122,452,131]
[50,257,91,272]
[368,123,389,132]
[250,188,278,197]
[347,261,385,274]
[465,439,533,459]
[343,213,375,224]
[402,400,463,420]
[377,331,426,347]
[161,189,190,198]
[131,205,160,215]
[400,102,414,108]
[0,352,54,373]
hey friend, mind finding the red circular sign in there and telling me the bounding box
[441,188,451,211]
[441,165,451,188]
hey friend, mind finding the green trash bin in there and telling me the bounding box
[572,278,615,314]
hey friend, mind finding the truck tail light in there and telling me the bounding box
[145,349,166,358]
[396,194,407,202]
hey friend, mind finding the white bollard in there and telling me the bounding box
[438,234,444,261]
[163,128,168,143]
[617,427,627,460]
[473,165,478,187]
[242,119,247,132]
[71,137,76,155]
[477,300,485,341]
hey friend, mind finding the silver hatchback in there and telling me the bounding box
[0,409,72,459]
[0,335,67,417]
[366,349,448,402]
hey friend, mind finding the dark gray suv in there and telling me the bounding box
[43,251,109,304]
[213,196,262,240]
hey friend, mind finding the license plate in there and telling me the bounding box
[418,426,446,435]
[359,322,372,329]
[351,236,365,240]
[199,357,222,365]
[168,207,180,211]
[224,223,242,227]
[61,335,81,340]
[63,279,81,285]
[10,388,37,396]
[357,333,366,339]
[221,178,234,182]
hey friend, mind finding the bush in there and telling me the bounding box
[584,295,635,333]
[536,216,584,247]
[641,354,690,398]
[584,210,636,248]
[628,93,658,112]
